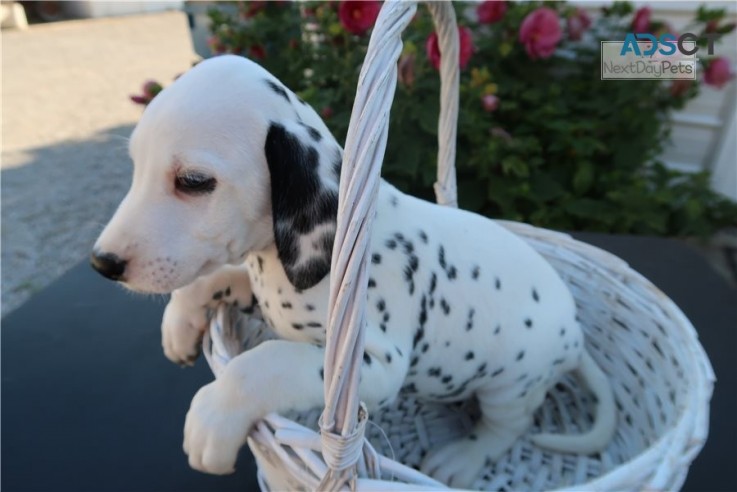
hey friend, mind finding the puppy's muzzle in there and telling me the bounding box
[90,251,127,281]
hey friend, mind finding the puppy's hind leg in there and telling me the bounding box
[422,387,543,489]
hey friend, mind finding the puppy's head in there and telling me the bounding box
[92,55,342,293]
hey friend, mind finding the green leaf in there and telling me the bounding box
[572,162,595,194]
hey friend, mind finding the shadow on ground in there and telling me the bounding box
[2,124,135,314]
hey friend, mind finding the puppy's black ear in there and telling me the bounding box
[264,123,338,290]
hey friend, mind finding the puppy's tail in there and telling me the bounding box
[531,352,616,454]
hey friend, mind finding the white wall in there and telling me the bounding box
[577,1,737,200]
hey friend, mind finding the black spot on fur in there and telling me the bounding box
[494,324,501,335]
[468,434,478,441]
[446,266,457,280]
[402,383,417,393]
[440,298,451,315]
[465,351,475,360]
[385,239,397,250]
[368,278,376,289]
[466,308,475,331]
[492,367,505,377]
[390,195,399,207]
[281,301,292,309]
[212,290,223,300]
[305,304,315,311]
[265,123,337,290]
[395,346,403,357]
[265,79,290,103]
[380,324,387,332]
[419,295,428,326]
[495,277,501,290]
[441,375,453,383]
[410,355,418,367]
[372,253,382,265]
[516,350,526,361]
[438,246,446,269]
[477,362,487,373]
[421,343,429,353]
[413,327,424,349]
[429,272,437,295]
[418,230,428,243]
[428,367,441,377]
[292,323,304,330]
[532,288,539,302]
[525,318,533,329]
[471,266,480,279]
[319,367,324,380]
[298,121,322,142]
[408,255,419,272]
[376,299,386,312]
[363,353,372,365]
[383,312,390,323]
[225,286,231,297]
[307,322,322,328]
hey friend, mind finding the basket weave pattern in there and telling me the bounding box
[203,1,714,490]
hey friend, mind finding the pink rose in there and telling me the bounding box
[519,7,562,60]
[426,26,474,71]
[249,44,266,60]
[477,1,507,24]
[481,94,500,112]
[703,57,734,89]
[338,1,381,36]
[567,8,591,41]
[142,80,162,98]
[129,80,163,106]
[632,7,651,34]
[242,1,265,19]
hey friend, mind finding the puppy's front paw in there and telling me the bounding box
[161,295,208,366]
[183,380,253,474]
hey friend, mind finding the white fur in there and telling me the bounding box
[94,55,615,488]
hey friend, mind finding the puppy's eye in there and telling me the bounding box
[175,171,216,194]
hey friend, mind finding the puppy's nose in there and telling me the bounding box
[90,251,127,281]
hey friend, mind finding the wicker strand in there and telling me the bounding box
[426,1,459,208]
[319,1,464,488]
[320,2,418,487]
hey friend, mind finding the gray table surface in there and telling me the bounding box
[2,233,736,491]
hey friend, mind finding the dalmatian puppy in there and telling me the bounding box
[91,54,616,488]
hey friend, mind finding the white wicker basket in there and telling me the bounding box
[202,1,715,490]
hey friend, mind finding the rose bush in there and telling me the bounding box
[145,1,737,236]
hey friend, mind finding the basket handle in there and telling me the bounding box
[319,1,459,487]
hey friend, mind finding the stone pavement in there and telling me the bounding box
[2,11,198,314]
